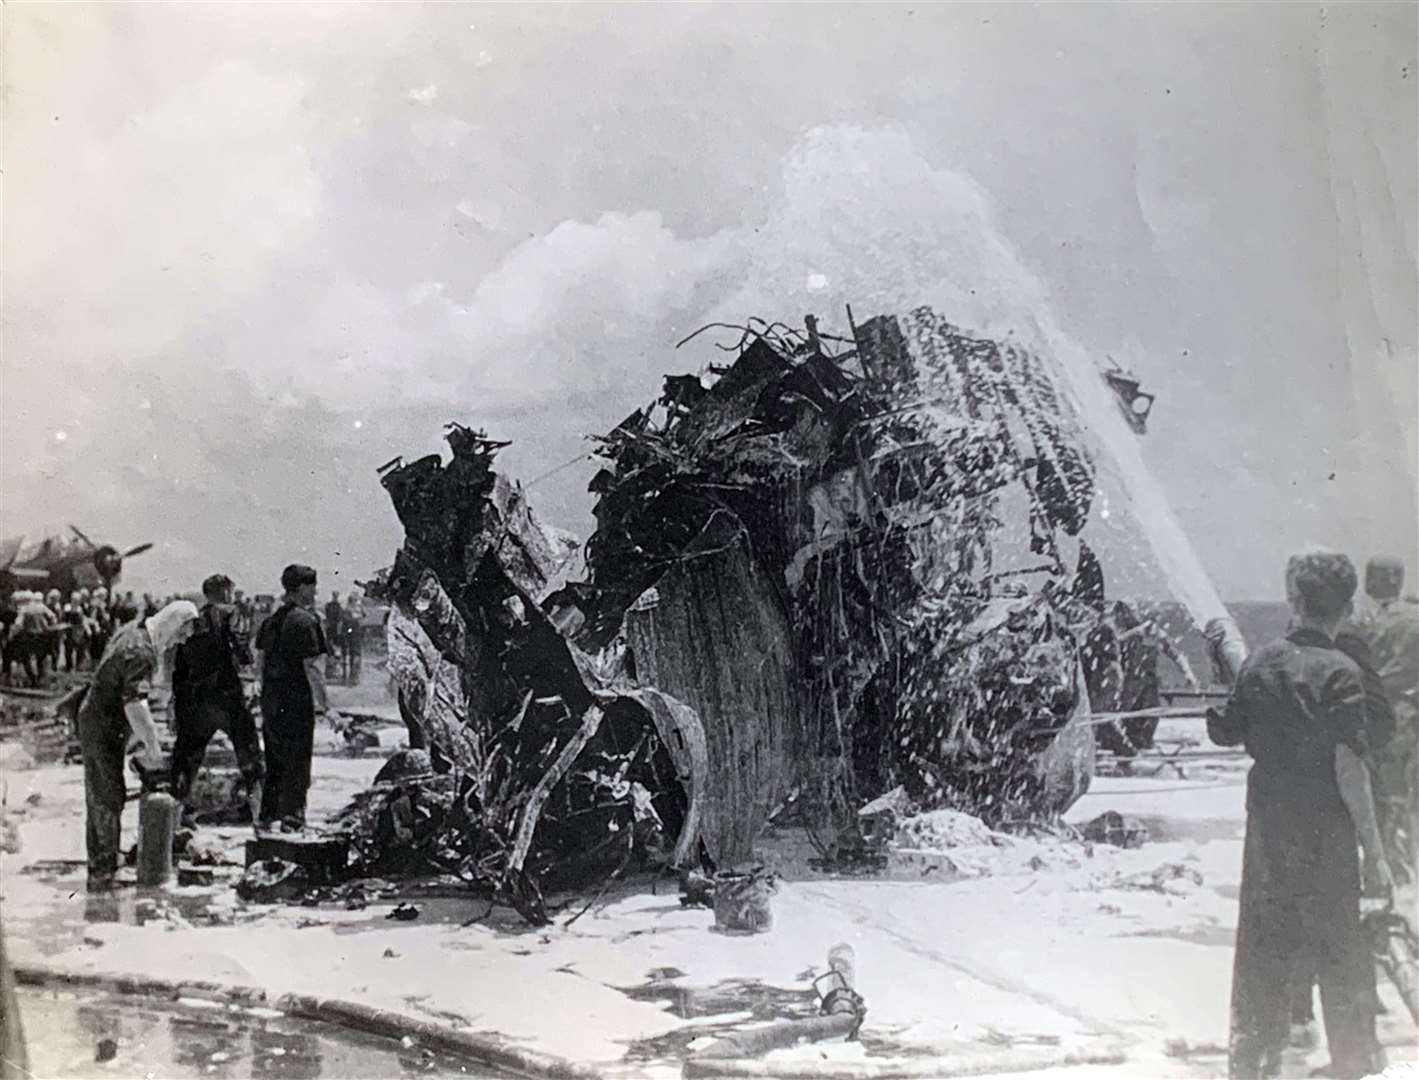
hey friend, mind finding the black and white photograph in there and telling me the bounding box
[1,4,1416,1079]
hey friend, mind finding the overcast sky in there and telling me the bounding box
[3,2,1415,603]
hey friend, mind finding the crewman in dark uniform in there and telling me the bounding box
[111,591,140,627]
[1288,621,1396,1047]
[1208,551,1392,1079]
[1081,607,1124,743]
[61,591,88,672]
[341,590,366,684]
[255,565,328,833]
[323,590,344,680]
[1108,600,1199,754]
[171,574,263,829]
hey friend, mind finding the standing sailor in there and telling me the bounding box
[341,589,366,684]
[256,565,329,833]
[1209,551,1391,1079]
[1360,555,1419,883]
[171,575,263,829]
[323,590,344,680]
[1108,601,1200,754]
[61,591,89,672]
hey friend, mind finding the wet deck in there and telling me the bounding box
[16,985,511,1079]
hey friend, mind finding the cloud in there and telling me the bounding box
[408,83,439,104]
[213,208,732,415]
[233,125,1064,419]
[4,56,320,363]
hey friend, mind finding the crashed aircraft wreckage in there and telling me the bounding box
[361,307,1114,923]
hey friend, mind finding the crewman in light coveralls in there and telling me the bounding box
[1361,555,1419,883]
[77,601,199,889]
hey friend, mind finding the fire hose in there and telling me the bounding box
[1364,899,1419,1026]
[692,944,865,1060]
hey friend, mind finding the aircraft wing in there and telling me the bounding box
[0,536,23,572]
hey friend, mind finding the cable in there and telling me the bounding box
[1081,781,1243,796]
[524,452,597,489]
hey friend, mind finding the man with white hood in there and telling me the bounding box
[77,599,199,890]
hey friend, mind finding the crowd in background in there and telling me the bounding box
[322,590,367,684]
[58,564,368,889]
[0,583,372,689]
[1,586,131,686]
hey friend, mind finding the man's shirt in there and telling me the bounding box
[1333,624,1397,754]
[1214,624,1367,800]
[257,603,327,689]
[1367,598,1419,711]
[78,622,157,729]
[1212,627,1367,815]
[1118,621,1189,698]
[174,603,249,702]
[1213,626,1376,904]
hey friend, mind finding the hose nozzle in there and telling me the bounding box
[1203,615,1247,687]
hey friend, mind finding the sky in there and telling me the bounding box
[2,2,1415,604]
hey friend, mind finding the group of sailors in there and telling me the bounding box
[322,589,369,684]
[0,586,143,685]
[0,585,331,692]
[76,565,341,891]
[1064,545,1417,1080]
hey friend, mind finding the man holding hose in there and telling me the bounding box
[1208,550,1392,1079]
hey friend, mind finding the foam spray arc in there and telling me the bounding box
[1025,311,1246,674]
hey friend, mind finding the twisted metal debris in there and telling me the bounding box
[361,307,1112,919]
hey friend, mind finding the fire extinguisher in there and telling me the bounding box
[129,756,178,887]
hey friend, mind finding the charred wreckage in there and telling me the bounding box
[344,307,1129,924]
